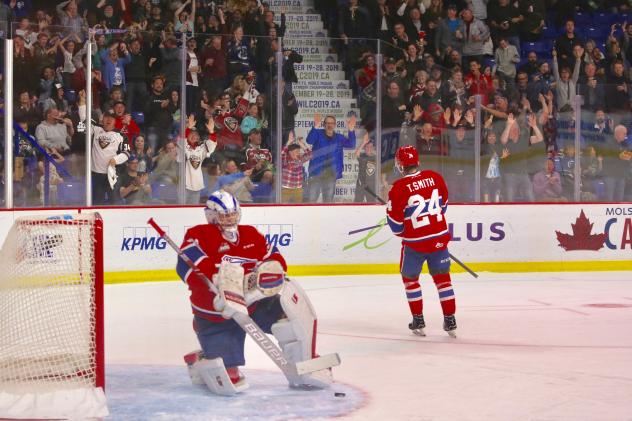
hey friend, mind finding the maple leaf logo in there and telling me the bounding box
[555,210,606,251]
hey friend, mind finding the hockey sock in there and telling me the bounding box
[432,273,455,315]
[402,276,423,315]
[226,367,243,384]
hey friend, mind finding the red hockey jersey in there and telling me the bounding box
[386,170,451,252]
[176,224,287,322]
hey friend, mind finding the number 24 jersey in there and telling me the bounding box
[386,170,451,253]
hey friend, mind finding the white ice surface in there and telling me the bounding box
[105,272,632,420]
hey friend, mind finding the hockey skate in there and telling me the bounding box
[408,315,425,336]
[443,315,457,338]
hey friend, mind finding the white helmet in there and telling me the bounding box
[205,190,241,239]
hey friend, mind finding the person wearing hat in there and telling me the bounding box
[91,110,130,205]
[118,155,152,205]
[383,56,404,89]
[39,82,70,117]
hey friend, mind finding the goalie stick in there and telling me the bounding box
[363,187,479,279]
[147,218,341,379]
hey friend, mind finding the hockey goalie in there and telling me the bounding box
[177,190,334,395]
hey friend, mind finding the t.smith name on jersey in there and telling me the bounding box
[406,177,436,193]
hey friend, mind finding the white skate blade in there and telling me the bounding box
[295,353,341,375]
[447,330,457,338]
[411,328,426,337]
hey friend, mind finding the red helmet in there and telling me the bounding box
[395,145,419,174]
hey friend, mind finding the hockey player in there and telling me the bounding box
[386,145,457,337]
[177,190,331,395]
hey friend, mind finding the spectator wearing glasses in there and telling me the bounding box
[306,113,357,203]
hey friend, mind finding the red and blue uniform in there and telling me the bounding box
[177,223,286,322]
[387,170,456,318]
[176,224,286,367]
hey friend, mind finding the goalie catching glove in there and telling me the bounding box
[245,260,286,305]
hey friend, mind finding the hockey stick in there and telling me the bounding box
[147,218,341,379]
[364,187,479,279]
[348,223,384,235]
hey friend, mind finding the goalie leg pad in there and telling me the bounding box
[271,280,332,388]
[183,350,205,385]
[194,357,249,396]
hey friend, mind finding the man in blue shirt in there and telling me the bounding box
[306,113,356,202]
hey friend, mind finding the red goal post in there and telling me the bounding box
[0,213,107,419]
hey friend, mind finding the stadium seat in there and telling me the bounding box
[542,26,560,39]
[64,89,77,104]
[615,13,629,24]
[593,12,615,26]
[580,27,609,41]
[152,183,178,204]
[132,111,145,125]
[593,180,606,200]
[572,12,591,24]
[57,181,85,206]
[521,41,549,58]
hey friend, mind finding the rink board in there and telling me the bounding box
[0,205,631,282]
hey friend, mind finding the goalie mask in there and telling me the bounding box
[205,190,241,241]
[395,145,419,174]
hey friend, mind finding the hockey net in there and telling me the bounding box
[0,213,108,419]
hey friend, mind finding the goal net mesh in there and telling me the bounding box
[0,214,99,395]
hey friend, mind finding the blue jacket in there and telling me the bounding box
[306,127,356,179]
[99,49,132,91]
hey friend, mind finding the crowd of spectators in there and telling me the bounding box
[332,0,632,202]
[1,0,301,206]
[1,0,632,206]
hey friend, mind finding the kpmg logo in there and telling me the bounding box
[255,224,293,248]
[121,227,167,251]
